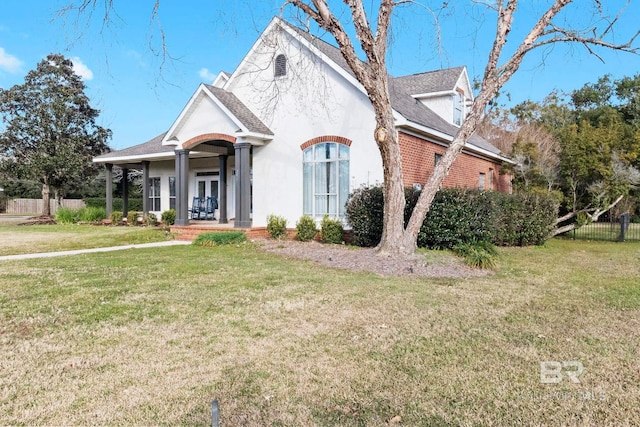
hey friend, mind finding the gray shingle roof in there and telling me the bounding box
[94,132,172,161]
[204,85,273,135]
[393,67,465,94]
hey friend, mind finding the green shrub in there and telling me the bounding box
[492,193,559,246]
[193,231,247,246]
[345,185,384,247]
[296,215,318,241]
[55,207,79,224]
[161,209,176,225]
[127,211,140,225]
[415,189,496,249]
[321,215,344,244]
[142,212,158,226]
[346,185,559,248]
[452,241,498,269]
[266,214,288,239]
[85,198,144,212]
[78,206,106,222]
[110,211,123,223]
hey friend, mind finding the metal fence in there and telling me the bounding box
[3,198,86,215]
[569,212,640,242]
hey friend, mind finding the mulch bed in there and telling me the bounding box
[256,239,489,278]
[18,216,57,225]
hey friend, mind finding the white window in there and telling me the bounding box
[303,142,350,218]
[454,91,464,126]
[148,177,161,211]
[274,54,287,77]
[168,176,176,210]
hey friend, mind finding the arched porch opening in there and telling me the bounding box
[174,134,253,228]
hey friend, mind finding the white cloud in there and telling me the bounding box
[70,56,94,81]
[0,47,23,73]
[199,67,216,82]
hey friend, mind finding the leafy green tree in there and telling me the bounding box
[0,54,111,216]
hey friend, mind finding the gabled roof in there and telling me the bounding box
[162,84,273,146]
[204,85,272,135]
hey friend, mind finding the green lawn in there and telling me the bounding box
[0,223,173,256]
[0,230,639,426]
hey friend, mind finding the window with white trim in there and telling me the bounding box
[148,177,161,211]
[303,142,349,218]
[454,91,464,126]
[169,176,176,210]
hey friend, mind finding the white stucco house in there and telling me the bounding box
[93,17,512,231]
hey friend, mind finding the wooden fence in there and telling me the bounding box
[4,198,86,215]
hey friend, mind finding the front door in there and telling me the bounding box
[196,171,219,201]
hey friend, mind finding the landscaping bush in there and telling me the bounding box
[492,193,559,246]
[127,211,140,225]
[346,185,559,248]
[85,197,143,212]
[193,231,247,246]
[110,211,123,223]
[142,212,158,226]
[161,209,176,225]
[295,215,318,241]
[321,215,344,244]
[416,189,496,249]
[345,185,384,247]
[55,207,79,224]
[78,206,106,222]
[266,214,288,239]
[452,241,498,269]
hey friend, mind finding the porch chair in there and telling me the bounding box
[189,196,204,220]
[205,196,218,220]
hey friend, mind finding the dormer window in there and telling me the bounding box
[274,54,287,77]
[454,91,464,126]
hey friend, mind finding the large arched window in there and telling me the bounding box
[303,142,350,218]
[274,54,287,77]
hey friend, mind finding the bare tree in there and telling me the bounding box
[284,0,638,254]
[62,0,639,254]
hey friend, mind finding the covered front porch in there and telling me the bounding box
[94,82,274,231]
[98,134,260,230]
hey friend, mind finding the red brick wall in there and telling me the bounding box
[398,132,511,193]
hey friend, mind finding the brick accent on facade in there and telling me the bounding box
[398,132,511,193]
[183,133,237,150]
[299,135,352,151]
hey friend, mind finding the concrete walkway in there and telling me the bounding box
[0,240,191,262]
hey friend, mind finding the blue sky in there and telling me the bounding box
[1,1,639,150]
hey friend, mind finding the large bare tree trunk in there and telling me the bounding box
[375,109,407,254]
[41,180,51,217]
